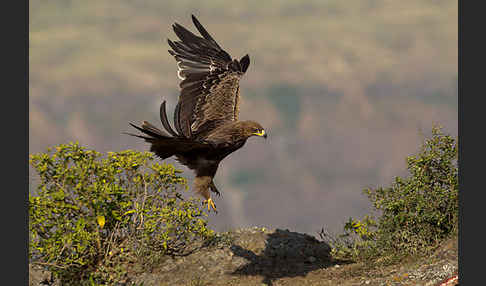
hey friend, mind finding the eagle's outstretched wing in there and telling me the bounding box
[168,15,250,139]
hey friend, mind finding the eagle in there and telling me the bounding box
[127,15,267,213]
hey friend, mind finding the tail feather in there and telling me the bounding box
[126,98,212,160]
[128,122,165,140]
[142,121,170,137]
[126,121,177,159]
[127,120,206,160]
[122,131,153,141]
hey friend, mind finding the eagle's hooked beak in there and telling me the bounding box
[253,129,267,139]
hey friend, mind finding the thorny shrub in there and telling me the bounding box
[321,126,458,263]
[29,142,214,285]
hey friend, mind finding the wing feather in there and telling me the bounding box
[159,101,180,137]
[168,15,250,138]
[173,101,183,136]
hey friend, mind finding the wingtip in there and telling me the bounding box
[159,100,179,137]
[172,23,181,33]
[160,101,166,116]
[191,14,202,31]
[240,54,250,73]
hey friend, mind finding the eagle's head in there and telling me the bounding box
[240,120,267,139]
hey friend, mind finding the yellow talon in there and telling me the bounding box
[204,198,218,213]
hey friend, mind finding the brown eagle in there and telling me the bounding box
[127,15,267,213]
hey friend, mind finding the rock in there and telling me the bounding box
[29,264,57,286]
[129,228,332,285]
[28,229,458,286]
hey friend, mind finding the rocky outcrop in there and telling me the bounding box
[29,228,458,286]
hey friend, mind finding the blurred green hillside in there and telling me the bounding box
[29,0,457,234]
[30,1,456,96]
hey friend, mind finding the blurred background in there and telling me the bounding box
[29,0,457,235]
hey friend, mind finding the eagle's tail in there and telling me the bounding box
[125,99,182,142]
[125,121,170,142]
[126,100,202,159]
[125,121,181,159]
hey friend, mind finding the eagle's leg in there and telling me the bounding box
[195,176,218,213]
[204,181,220,213]
[209,180,221,197]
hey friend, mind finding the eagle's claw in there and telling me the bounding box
[203,198,218,214]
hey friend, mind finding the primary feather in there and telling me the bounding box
[168,14,250,139]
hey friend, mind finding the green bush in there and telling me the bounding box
[323,126,458,262]
[29,142,214,285]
